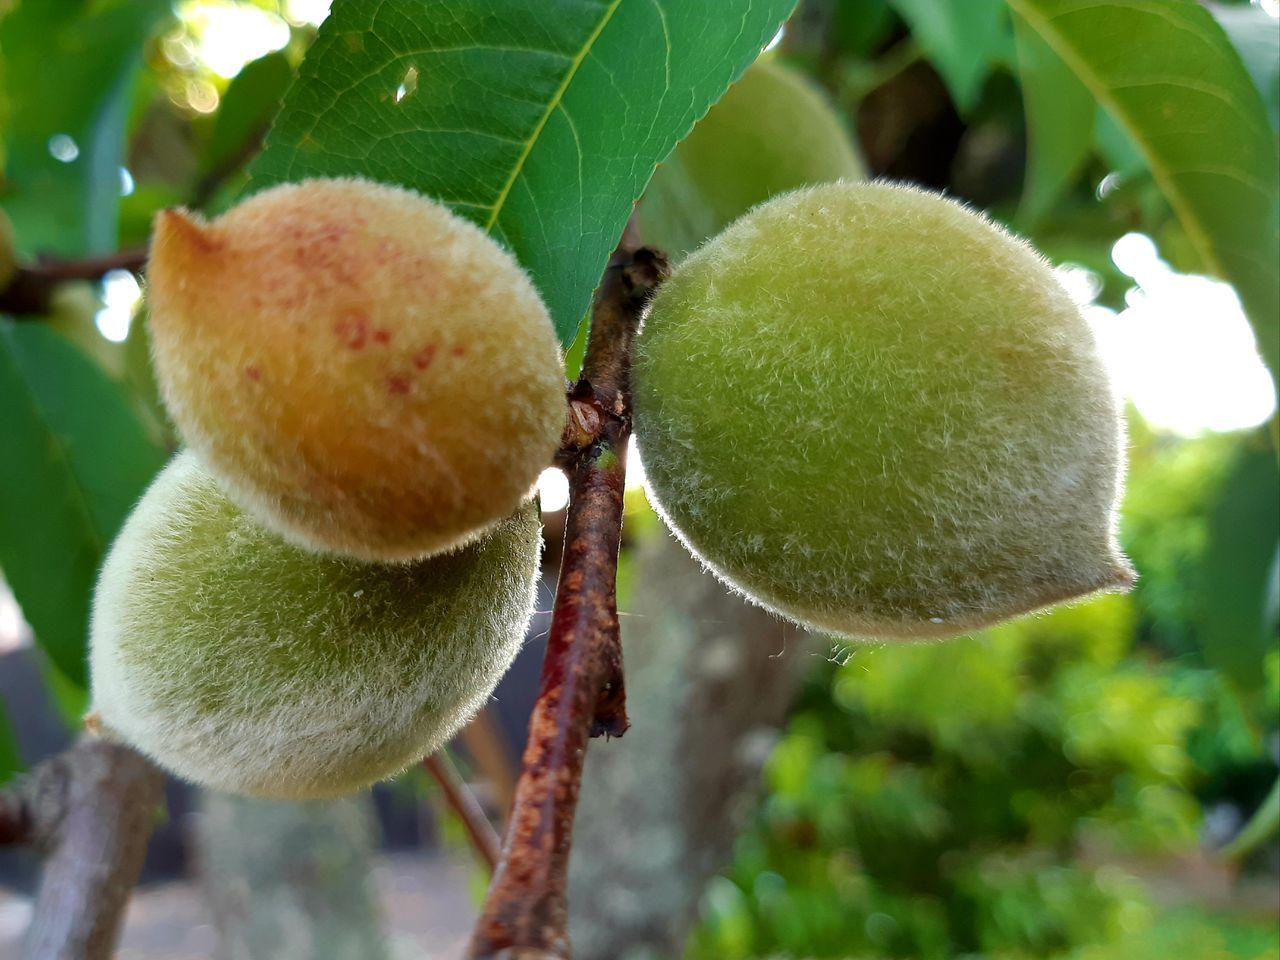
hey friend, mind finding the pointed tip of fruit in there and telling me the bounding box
[153,207,219,260]
[1110,559,1138,593]
[1056,555,1137,611]
[1058,554,1138,607]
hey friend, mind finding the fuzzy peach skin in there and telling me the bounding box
[640,57,866,259]
[90,451,541,800]
[146,177,565,562]
[633,182,1135,640]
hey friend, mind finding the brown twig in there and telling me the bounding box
[189,121,271,211]
[459,710,519,818]
[0,248,148,316]
[423,751,502,873]
[467,243,669,960]
[0,736,164,960]
[1,120,264,319]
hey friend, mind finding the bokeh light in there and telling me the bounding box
[536,468,570,513]
[180,0,290,79]
[94,270,143,343]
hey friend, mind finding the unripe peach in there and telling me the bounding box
[89,451,541,800]
[640,58,866,259]
[146,177,565,562]
[633,182,1134,640]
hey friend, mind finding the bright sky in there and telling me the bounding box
[0,582,24,653]
[181,0,331,79]
[536,453,648,513]
[189,4,290,78]
[1082,234,1276,436]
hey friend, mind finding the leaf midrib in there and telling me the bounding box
[1004,0,1259,282]
[481,0,625,233]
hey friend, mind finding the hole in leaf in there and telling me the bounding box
[395,65,419,104]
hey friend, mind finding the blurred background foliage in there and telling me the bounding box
[0,0,1277,958]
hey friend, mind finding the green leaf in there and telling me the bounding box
[197,50,294,210]
[0,698,21,785]
[1011,12,1094,226]
[887,0,1008,112]
[1209,1,1280,133]
[1005,0,1280,381]
[0,0,172,257]
[1094,105,1146,180]
[835,0,896,58]
[1200,431,1280,700]
[0,323,166,686]
[40,656,91,733]
[249,0,799,346]
[123,308,178,450]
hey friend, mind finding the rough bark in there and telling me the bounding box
[19,737,164,960]
[197,791,390,960]
[567,532,814,960]
[467,245,668,960]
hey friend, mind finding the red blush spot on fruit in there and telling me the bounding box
[335,311,369,349]
[244,366,262,382]
[386,374,413,395]
[412,345,437,370]
[373,328,393,345]
[450,345,467,357]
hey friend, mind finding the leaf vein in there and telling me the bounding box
[1046,0,1207,46]
[1106,76,1271,137]
[482,0,625,234]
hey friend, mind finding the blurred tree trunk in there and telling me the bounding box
[197,792,389,960]
[568,531,814,960]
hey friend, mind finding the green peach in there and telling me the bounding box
[640,58,865,259]
[633,182,1134,640]
[89,451,540,799]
